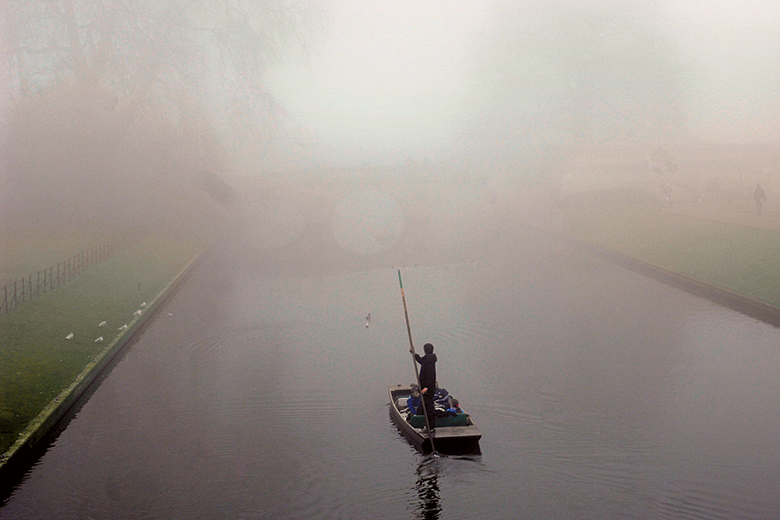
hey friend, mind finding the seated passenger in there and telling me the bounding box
[407,387,422,416]
[446,398,463,414]
[434,383,450,406]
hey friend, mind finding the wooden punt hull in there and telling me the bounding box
[388,384,481,454]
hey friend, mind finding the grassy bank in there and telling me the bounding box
[562,202,780,307]
[0,234,205,453]
[0,230,127,283]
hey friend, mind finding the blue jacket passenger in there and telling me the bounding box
[407,393,422,415]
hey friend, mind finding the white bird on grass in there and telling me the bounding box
[98,321,107,327]
[118,324,128,331]
[133,309,142,317]
[140,302,147,308]
[94,336,103,343]
[65,333,74,340]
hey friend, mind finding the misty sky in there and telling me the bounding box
[264,0,780,166]
[265,0,488,164]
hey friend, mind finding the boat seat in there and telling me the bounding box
[409,413,469,428]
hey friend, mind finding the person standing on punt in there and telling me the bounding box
[411,342,437,432]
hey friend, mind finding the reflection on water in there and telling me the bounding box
[4,227,780,519]
[414,457,441,520]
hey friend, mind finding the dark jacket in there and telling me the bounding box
[414,353,437,393]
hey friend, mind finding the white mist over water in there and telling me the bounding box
[332,189,404,255]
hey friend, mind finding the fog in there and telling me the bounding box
[266,0,780,167]
[2,0,780,249]
[5,4,780,516]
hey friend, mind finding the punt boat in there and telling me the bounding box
[388,384,481,454]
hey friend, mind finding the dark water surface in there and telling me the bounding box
[3,225,780,519]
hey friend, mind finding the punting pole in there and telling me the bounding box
[398,270,436,455]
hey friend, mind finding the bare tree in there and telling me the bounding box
[0,0,321,230]
[4,0,320,115]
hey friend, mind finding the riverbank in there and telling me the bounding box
[0,234,207,473]
[3,169,779,485]
[557,196,780,312]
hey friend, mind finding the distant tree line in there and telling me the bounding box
[0,0,320,230]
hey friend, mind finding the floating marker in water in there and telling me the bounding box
[98,321,107,327]
[94,336,103,343]
[65,333,74,340]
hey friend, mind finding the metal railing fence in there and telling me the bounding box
[1,232,141,315]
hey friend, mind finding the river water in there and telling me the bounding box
[3,216,780,519]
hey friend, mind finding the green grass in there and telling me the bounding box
[563,202,780,307]
[0,234,204,452]
[0,229,125,283]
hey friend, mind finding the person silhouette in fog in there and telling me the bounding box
[754,183,766,216]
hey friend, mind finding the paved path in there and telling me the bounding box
[665,199,780,231]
